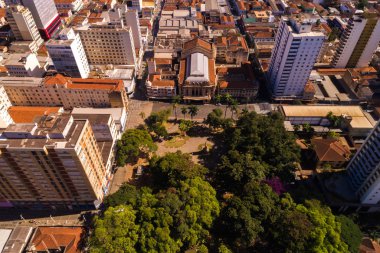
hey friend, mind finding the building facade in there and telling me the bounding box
[22,0,61,39]
[75,22,136,67]
[0,85,13,128]
[178,38,217,103]
[347,121,380,204]
[0,74,128,109]
[267,17,324,99]
[0,115,107,208]
[3,53,45,77]
[46,28,90,78]
[6,5,44,52]
[332,11,380,68]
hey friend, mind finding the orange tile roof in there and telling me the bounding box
[311,138,350,162]
[155,58,172,65]
[44,74,124,92]
[30,227,84,253]
[152,80,175,87]
[8,106,62,123]
[183,37,212,51]
[208,59,216,85]
[178,59,186,85]
[0,8,6,18]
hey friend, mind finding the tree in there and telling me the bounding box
[326,111,344,129]
[90,205,139,253]
[214,94,222,105]
[181,107,188,119]
[336,215,363,253]
[205,108,224,130]
[356,0,368,9]
[187,105,199,120]
[296,200,349,253]
[172,95,181,121]
[178,120,193,136]
[216,151,267,193]
[218,182,280,249]
[116,129,157,165]
[327,130,340,139]
[149,151,207,188]
[222,112,300,181]
[159,177,220,249]
[145,110,171,139]
[229,99,239,119]
[139,112,146,120]
[222,93,233,118]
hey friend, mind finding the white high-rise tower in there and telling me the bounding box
[268,16,324,98]
[46,28,90,78]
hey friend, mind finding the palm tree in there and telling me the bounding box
[214,94,222,105]
[181,107,188,119]
[139,112,146,120]
[230,99,239,119]
[222,93,233,118]
[171,95,181,122]
[188,105,199,120]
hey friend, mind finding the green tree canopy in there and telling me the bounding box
[90,205,139,253]
[336,215,363,253]
[116,129,157,165]
[222,112,300,181]
[149,151,208,188]
[178,120,193,136]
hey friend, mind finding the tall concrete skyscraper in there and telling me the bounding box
[75,22,136,67]
[22,0,61,39]
[6,5,43,51]
[46,28,90,78]
[332,11,380,68]
[347,121,380,204]
[267,16,324,99]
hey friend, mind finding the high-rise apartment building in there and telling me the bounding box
[6,5,44,52]
[0,74,128,109]
[347,121,380,204]
[75,22,136,67]
[46,28,90,78]
[267,16,324,98]
[126,10,142,49]
[0,114,107,208]
[109,5,142,49]
[0,85,14,128]
[22,0,61,39]
[332,11,380,68]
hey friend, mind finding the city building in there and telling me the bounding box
[279,105,374,137]
[311,137,351,168]
[54,0,83,13]
[216,62,259,100]
[178,38,217,103]
[214,35,249,65]
[22,0,61,39]
[332,11,380,68]
[146,76,176,99]
[46,28,90,78]
[0,85,13,128]
[347,121,380,204]
[0,114,108,208]
[26,227,84,253]
[126,0,142,12]
[0,74,128,109]
[75,22,136,67]
[3,53,46,77]
[1,226,33,253]
[6,5,43,52]
[267,16,325,99]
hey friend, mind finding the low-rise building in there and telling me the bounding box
[0,74,128,109]
[279,105,374,137]
[3,53,45,77]
[216,62,259,100]
[26,227,84,253]
[54,0,83,12]
[0,85,13,128]
[214,35,249,65]
[311,137,351,168]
